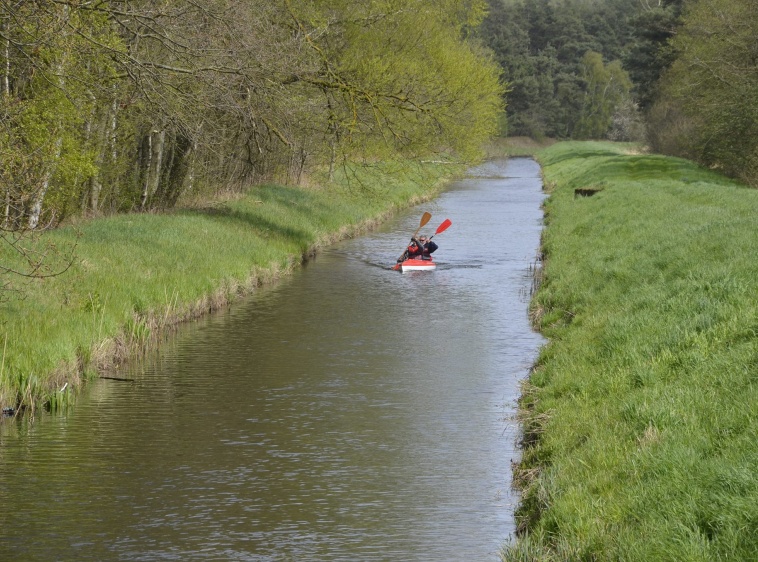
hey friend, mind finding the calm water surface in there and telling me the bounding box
[0,158,545,561]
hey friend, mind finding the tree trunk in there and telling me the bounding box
[2,25,8,96]
[163,133,193,208]
[139,133,153,210]
[28,137,63,229]
[88,101,118,213]
[151,129,165,204]
[3,189,9,229]
[27,4,70,229]
[1,10,10,97]
[103,98,119,211]
[328,138,336,182]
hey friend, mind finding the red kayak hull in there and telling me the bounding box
[397,258,436,272]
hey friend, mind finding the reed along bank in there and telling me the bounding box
[503,142,758,561]
[0,162,461,415]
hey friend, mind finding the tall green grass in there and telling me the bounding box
[503,142,758,561]
[0,160,460,413]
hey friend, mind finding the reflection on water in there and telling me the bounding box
[0,159,545,561]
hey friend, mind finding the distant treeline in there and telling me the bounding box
[479,0,758,187]
[0,0,503,229]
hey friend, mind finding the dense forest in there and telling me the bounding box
[479,0,757,188]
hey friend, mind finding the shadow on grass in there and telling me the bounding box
[178,184,345,251]
[562,154,740,190]
[539,147,622,166]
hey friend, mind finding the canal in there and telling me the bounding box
[0,158,545,561]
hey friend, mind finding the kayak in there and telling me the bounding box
[391,216,450,272]
[397,257,436,272]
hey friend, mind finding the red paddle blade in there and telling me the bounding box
[435,219,452,235]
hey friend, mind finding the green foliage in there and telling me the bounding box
[651,0,758,187]
[1,0,501,233]
[504,141,758,560]
[0,2,125,225]
[624,0,683,110]
[574,51,632,139]
[289,0,504,162]
[479,0,640,140]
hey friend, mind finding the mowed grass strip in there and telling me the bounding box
[504,142,758,561]
[0,161,458,412]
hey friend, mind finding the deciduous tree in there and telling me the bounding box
[1,0,504,297]
[651,0,758,186]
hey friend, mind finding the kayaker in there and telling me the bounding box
[397,238,424,263]
[418,235,438,259]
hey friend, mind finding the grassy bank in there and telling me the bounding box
[1,161,461,415]
[503,142,758,560]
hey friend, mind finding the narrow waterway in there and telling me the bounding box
[0,158,545,561]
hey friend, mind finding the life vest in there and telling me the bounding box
[407,243,423,257]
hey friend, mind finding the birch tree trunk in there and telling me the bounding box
[3,189,9,229]
[28,137,62,229]
[2,10,12,227]
[152,129,166,203]
[27,4,72,229]
[139,133,153,210]
[1,15,9,96]
[87,100,118,213]
[139,129,165,210]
